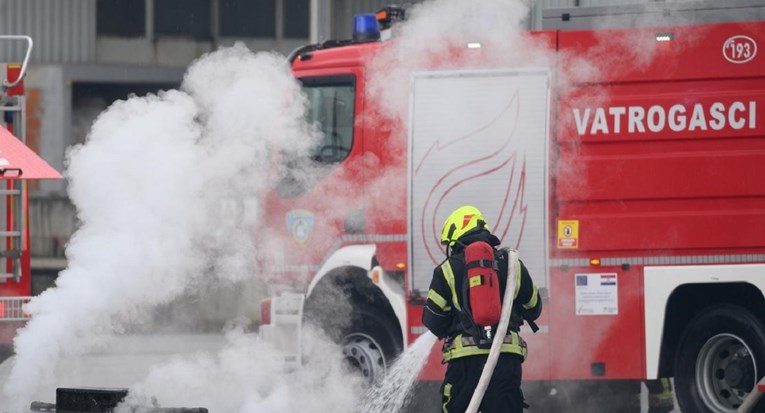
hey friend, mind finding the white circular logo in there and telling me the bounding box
[723,35,757,64]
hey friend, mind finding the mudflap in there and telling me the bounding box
[258,292,305,370]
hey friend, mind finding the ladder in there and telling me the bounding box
[0,35,33,284]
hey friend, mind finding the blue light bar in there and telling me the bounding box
[353,14,380,43]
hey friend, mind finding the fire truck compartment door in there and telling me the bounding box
[0,126,62,179]
[408,68,550,294]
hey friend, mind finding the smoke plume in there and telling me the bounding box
[2,44,320,409]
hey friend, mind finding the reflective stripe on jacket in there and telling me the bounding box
[442,332,527,362]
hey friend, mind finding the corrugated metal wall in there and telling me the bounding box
[0,0,702,63]
[0,0,96,64]
[542,0,765,30]
[538,0,650,6]
[331,0,684,37]
[333,0,427,39]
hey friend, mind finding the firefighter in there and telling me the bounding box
[422,205,542,413]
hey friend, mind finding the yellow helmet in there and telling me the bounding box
[440,205,489,247]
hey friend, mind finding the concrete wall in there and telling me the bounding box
[0,0,95,64]
[24,66,67,195]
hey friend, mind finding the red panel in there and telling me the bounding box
[548,266,644,379]
[557,138,765,202]
[559,199,765,252]
[6,64,24,96]
[553,22,765,256]
[520,311,552,380]
[407,304,424,345]
[418,342,447,382]
[292,44,377,72]
[558,22,765,84]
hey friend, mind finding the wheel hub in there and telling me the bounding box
[696,333,758,412]
[724,357,754,391]
[342,333,386,386]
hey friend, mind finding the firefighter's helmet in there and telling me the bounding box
[440,205,489,247]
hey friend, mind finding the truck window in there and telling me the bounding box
[301,75,355,164]
[275,75,356,198]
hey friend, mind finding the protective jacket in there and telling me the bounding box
[422,229,542,362]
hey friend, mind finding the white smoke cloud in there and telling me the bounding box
[368,0,545,123]
[2,43,321,410]
[119,326,364,413]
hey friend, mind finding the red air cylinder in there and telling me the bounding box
[464,241,501,327]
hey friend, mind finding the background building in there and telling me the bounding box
[0,0,762,292]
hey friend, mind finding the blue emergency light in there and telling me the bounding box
[352,14,381,42]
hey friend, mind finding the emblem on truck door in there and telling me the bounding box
[287,209,314,245]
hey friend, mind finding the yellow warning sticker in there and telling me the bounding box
[469,275,483,288]
[558,220,579,249]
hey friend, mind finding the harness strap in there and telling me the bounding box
[465,259,499,270]
[442,332,527,363]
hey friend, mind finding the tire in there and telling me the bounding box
[341,307,403,386]
[303,271,403,386]
[674,304,765,413]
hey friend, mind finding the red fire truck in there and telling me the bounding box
[259,8,765,413]
[0,36,63,355]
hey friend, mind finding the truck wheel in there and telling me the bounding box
[674,305,765,413]
[342,332,386,384]
[342,307,402,386]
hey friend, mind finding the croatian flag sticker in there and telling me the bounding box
[600,274,617,286]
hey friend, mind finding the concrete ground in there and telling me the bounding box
[0,335,683,413]
[0,334,227,411]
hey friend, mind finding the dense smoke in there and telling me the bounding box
[368,0,547,124]
[2,45,322,409]
[119,326,364,413]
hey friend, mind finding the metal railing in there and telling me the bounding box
[0,35,33,90]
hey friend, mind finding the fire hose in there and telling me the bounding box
[465,249,519,413]
[737,376,765,413]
